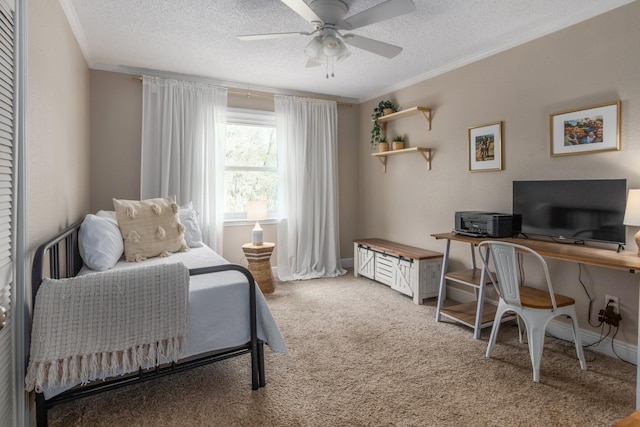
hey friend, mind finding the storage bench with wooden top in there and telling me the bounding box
[353,238,443,304]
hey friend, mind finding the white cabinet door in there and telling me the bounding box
[392,258,413,297]
[420,260,442,297]
[374,253,394,286]
[356,246,375,279]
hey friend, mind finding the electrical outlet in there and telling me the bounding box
[605,295,619,314]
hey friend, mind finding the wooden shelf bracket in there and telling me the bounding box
[375,155,388,173]
[419,148,432,170]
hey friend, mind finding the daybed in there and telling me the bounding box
[26,198,286,427]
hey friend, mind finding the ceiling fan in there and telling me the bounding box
[238,0,416,76]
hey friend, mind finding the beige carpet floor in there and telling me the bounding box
[49,271,636,426]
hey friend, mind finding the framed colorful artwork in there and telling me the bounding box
[550,101,621,156]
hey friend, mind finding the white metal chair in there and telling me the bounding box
[478,241,587,382]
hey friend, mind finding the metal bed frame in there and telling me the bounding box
[30,220,265,427]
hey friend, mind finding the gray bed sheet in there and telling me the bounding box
[43,246,286,399]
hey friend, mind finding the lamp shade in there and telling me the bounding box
[335,42,350,62]
[322,34,341,56]
[624,190,640,226]
[246,200,268,221]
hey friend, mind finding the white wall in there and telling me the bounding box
[28,0,91,251]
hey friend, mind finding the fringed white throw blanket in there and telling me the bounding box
[25,262,189,393]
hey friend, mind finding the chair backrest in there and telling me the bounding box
[478,241,558,310]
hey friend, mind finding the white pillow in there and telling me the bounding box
[78,214,124,271]
[96,209,117,225]
[179,202,204,248]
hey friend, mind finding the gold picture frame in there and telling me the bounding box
[468,121,503,172]
[550,101,621,156]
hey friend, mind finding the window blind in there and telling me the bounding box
[0,1,14,423]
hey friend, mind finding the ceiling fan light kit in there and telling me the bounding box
[238,0,416,78]
[304,36,323,58]
[322,33,340,55]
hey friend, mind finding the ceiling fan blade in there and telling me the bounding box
[339,0,415,30]
[238,31,310,41]
[281,0,323,24]
[342,34,402,58]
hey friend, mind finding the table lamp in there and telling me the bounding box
[246,200,268,246]
[624,189,640,256]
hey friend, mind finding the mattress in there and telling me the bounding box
[43,246,286,399]
[79,245,287,357]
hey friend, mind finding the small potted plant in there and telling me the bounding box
[392,135,405,150]
[378,137,389,152]
[370,100,398,150]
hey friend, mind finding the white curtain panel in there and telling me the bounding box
[275,95,346,280]
[141,76,227,253]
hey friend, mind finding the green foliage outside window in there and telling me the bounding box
[225,123,278,215]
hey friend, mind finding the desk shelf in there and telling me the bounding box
[440,301,499,327]
[444,268,492,288]
[432,235,511,339]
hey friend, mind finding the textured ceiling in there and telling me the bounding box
[62,0,633,102]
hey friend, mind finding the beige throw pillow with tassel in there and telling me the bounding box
[113,195,188,262]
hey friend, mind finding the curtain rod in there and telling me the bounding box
[131,75,352,107]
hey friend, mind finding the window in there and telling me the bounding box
[224,108,278,220]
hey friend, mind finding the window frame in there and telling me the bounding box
[224,107,278,223]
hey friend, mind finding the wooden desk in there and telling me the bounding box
[431,232,640,408]
[432,232,640,272]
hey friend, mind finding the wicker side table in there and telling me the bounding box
[242,242,276,293]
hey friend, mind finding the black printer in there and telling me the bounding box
[454,211,518,238]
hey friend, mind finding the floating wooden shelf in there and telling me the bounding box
[371,147,432,173]
[377,106,432,130]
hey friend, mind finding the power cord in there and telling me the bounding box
[516,324,599,363]
[608,325,630,363]
[577,263,605,328]
[573,263,631,363]
[542,322,611,363]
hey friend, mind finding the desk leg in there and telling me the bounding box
[471,245,489,340]
[435,240,451,322]
[473,256,489,340]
